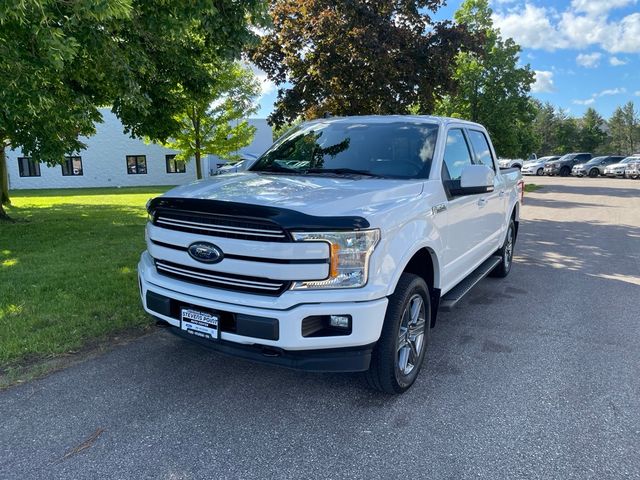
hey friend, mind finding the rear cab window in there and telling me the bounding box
[466,129,496,171]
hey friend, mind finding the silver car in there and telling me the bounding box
[521,156,559,176]
[604,156,640,177]
[572,156,625,177]
[624,159,640,179]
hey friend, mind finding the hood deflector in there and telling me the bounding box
[148,197,370,231]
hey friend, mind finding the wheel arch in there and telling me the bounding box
[390,246,441,328]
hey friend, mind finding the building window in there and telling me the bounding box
[18,157,41,177]
[61,156,83,176]
[165,154,186,173]
[126,155,147,174]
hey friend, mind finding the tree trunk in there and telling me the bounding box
[0,145,11,221]
[195,149,202,180]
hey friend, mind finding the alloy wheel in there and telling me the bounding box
[397,294,426,376]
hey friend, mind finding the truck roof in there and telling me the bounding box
[304,115,485,129]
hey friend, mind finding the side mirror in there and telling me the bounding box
[446,165,495,196]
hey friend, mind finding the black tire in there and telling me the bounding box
[589,168,599,178]
[536,168,543,176]
[560,166,570,177]
[366,273,431,394]
[490,219,516,278]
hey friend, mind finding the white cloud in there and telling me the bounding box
[597,88,627,96]
[493,3,640,53]
[609,56,628,66]
[576,52,602,67]
[571,0,637,15]
[636,91,640,96]
[493,5,567,51]
[531,70,555,93]
[246,63,277,99]
[573,87,628,105]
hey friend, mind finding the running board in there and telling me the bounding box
[439,256,502,311]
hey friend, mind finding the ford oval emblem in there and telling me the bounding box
[187,242,224,264]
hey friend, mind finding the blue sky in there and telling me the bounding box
[253,0,640,120]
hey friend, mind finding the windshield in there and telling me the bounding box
[585,157,606,165]
[556,154,576,162]
[251,121,439,179]
[620,157,636,164]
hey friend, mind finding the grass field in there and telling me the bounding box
[0,187,171,377]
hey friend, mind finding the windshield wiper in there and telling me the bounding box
[303,168,382,178]
[254,163,300,174]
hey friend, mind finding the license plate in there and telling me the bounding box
[180,308,219,340]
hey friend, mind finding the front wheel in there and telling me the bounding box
[490,219,515,278]
[560,167,571,177]
[536,168,543,176]
[366,273,431,394]
[589,168,599,178]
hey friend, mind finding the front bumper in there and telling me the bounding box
[138,252,388,371]
[571,168,587,176]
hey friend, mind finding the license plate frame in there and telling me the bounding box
[180,308,220,341]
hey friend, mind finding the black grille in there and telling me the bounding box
[154,259,290,296]
[153,208,289,242]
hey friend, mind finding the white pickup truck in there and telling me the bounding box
[139,115,523,394]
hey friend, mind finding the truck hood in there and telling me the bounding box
[163,173,424,219]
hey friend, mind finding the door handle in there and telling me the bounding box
[477,197,488,206]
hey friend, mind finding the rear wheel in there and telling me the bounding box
[536,168,543,176]
[560,166,570,177]
[589,168,599,178]
[366,273,431,394]
[490,219,515,278]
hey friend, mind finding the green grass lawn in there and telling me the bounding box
[0,186,172,376]
[524,183,541,192]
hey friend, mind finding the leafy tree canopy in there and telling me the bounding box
[0,0,266,216]
[434,0,536,158]
[159,62,261,179]
[252,0,478,127]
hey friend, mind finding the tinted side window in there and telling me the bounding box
[442,129,473,180]
[577,154,591,161]
[467,130,495,171]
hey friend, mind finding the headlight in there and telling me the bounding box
[291,229,380,289]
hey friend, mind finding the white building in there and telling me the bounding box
[6,109,273,190]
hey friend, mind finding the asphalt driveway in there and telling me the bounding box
[1,176,639,479]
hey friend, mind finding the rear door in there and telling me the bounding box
[439,128,489,290]
[466,129,505,255]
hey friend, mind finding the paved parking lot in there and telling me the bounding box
[1,176,639,479]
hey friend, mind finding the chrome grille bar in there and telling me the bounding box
[155,261,283,292]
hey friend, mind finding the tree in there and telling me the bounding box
[578,108,607,153]
[608,102,639,155]
[434,0,536,158]
[531,101,560,155]
[0,0,265,219]
[621,102,639,154]
[554,110,580,154]
[158,63,261,179]
[252,0,479,127]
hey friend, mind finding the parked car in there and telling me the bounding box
[216,153,259,175]
[140,115,523,394]
[604,156,640,177]
[498,154,537,170]
[521,156,559,176]
[544,153,592,176]
[571,155,626,178]
[624,158,640,179]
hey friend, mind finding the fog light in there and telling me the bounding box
[330,315,351,329]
